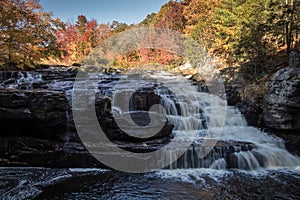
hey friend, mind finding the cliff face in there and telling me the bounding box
[219,50,300,133]
[264,67,300,130]
[187,50,300,155]
[262,50,300,155]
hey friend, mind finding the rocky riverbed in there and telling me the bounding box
[0,64,299,169]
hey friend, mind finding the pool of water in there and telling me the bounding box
[1,167,299,199]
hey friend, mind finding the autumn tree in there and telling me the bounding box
[183,0,220,34]
[55,23,77,63]
[0,0,61,68]
[183,0,220,51]
[282,0,300,53]
[118,1,186,68]
[76,15,88,57]
[152,1,185,32]
[56,16,112,64]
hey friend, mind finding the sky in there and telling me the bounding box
[40,0,169,24]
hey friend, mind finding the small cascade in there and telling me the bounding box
[62,110,72,152]
[0,71,43,89]
[163,143,255,170]
[210,158,227,170]
[62,85,75,152]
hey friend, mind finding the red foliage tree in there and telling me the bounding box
[55,16,112,64]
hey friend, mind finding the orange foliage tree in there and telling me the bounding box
[0,0,61,68]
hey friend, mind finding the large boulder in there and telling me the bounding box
[264,67,300,130]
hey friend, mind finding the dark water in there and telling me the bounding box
[1,168,299,200]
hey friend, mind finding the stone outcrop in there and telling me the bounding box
[0,71,176,167]
[178,52,300,156]
[262,51,300,155]
[264,67,300,130]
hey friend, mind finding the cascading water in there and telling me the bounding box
[0,71,43,89]
[1,69,299,171]
[1,69,299,199]
[153,72,300,170]
[62,110,72,151]
[111,71,300,171]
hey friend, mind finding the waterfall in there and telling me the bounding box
[3,69,299,171]
[108,71,300,170]
[148,72,300,170]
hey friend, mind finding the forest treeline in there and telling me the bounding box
[1,0,300,78]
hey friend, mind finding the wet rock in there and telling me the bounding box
[0,136,256,168]
[237,100,263,127]
[0,89,68,140]
[270,131,300,156]
[0,137,104,168]
[129,90,160,111]
[226,85,242,106]
[224,83,264,127]
[285,139,300,156]
[0,69,276,169]
[100,112,174,142]
[264,67,300,130]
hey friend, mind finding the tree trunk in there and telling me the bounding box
[286,0,295,55]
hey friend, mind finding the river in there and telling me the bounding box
[1,167,299,199]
